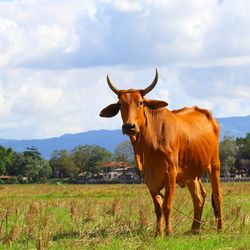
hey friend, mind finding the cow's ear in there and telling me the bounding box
[99,102,120,117]
[144,99,168,110]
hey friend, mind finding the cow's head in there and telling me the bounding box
[100,69,168,136]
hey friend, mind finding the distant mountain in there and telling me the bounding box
[0,116,249,159]
[217,115,250,139]
[0,130,127,159]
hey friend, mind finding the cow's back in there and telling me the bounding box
[172,106,219,140]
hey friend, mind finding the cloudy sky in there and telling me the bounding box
[0,0,250,139]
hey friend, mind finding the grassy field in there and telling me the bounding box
[0,182,249,250]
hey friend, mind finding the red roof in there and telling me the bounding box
[101,161,130,168]
[0,175,12,179]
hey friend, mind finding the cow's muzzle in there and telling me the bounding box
[122,123,138,136]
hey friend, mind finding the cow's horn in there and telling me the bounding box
[142,68,158,96]
[107,74,119,95]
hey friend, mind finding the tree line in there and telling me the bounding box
[0,133,249,183]
[220,133,250,178]
[0,141,134,183]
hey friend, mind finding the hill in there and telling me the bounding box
[217,115,250,138]
[0,115,249,159]
[0,130,127,159]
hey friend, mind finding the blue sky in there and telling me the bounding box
[0,0,250,139]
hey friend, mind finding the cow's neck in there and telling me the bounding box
[129,107,170,174]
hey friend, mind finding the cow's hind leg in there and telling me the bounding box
[150,191,164,236]
[207,160,223,231]
[187,178,206,233]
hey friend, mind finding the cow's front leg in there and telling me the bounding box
[163,168,176,236]
[150,191,164,236]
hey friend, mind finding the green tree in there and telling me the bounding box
[11,147,51,182]
[37,160,52,180]
[236,133,250,176]
[0,146,14,175]
[50,150,78,178]
[236,133,250,159]
[23,147,51,181]
[220,136,238,178]
[114,141,134,163]
[10,152,25,176]
[71,145,112,177]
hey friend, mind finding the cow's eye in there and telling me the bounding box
[136,101,143,107]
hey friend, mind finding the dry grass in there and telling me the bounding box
[0,183,249,249]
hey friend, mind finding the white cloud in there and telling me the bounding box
[2,0,250,68]
[35,25,67,50]
[0,0,250,139]
[102,0,143,12]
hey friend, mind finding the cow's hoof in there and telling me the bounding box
[190,228,200,235]
[184,229,200,235]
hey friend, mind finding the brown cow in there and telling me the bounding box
[100,69,222,236]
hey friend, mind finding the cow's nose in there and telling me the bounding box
[122,123,136,134]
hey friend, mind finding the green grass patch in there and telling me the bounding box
[0,183,249,249]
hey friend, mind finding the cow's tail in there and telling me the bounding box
[211,193,218,218]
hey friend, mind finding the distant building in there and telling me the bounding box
[0,175,12,180]
[101,161,141,182]
[0,176,28,182]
